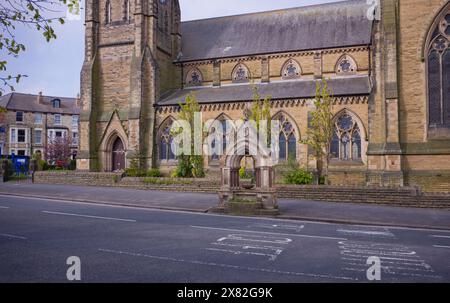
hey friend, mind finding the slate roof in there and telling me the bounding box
[0,92,80,114]
[179,0,373,62]
[157,76,371,106]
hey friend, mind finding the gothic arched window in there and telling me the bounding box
[330,113,362,161]
[276,113,297,161]
[336,54,357,74]
[427,8,450,127]
[209,118,234,161]
[159,119,176,161]
[281,59,301,79]
[186,68,203,86]
[232,63,250,83]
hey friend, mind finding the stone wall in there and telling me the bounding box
[404,171,450,193]
[277,185,450,208]
[32,172,450,208]
[33,171,121,187]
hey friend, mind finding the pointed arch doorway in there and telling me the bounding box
[112,137,125,172]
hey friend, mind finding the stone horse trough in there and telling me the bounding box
[213,135,279,216]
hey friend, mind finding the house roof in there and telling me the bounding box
[157,75,371,106]
[179,0,373,62]
[0,92,80,114]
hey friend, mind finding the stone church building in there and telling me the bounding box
[77,0,450,192]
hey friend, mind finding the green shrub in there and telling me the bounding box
[284,169,313,185]
[37,160,46,171]
[146,168,162,177]
[143,177,193,185]
[125,156,146,177]
[1,160,13,180]
[68,159,77,170]
[125,168,146,177]
[239,167,254,179]
[172,154,193,178]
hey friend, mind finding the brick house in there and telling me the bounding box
[0,92,80,160]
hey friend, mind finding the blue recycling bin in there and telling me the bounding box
[10,154,30,175]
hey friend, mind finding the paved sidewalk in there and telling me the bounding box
[1,182,449,230]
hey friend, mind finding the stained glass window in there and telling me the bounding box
[160,139,167,160]
[352,131,361,159]
[232,64,249,83]
[330,113,362,161]
[276,114,297,161]
[443,50,450,123]
[282,59,301,79]
[186,69,203,86]
[159,119,176,161]
[336,55,357,74]
[427,9,450,127]
[279,133,286,160]
[210,119,233,161]
[340,60,351,73]
[331,131,339,159]
[288,134,297,161]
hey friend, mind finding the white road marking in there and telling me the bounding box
[208,234,291,261]
[0,233,27,240]
[0,206,10,209]
[342,257,432,269]
[252,223,305,232]
[205,248,283,261]
[430,235,450,239]
[339,240,440,279]
[337,228,395,238]
[191,226,347,241]
[217,234,292,245]
[433,245,450,249]
[98,248,357,281]
[41,211,137,222]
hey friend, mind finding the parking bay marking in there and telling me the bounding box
[191,226,347,241]
[339,240,441,279]
[207,234,291,261]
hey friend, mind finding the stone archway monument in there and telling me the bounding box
[215,133,278,215]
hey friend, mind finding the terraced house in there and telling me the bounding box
[77,0,450,192]
[0,92,81,159]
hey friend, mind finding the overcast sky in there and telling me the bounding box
[5,0,340,97]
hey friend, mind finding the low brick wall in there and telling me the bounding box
[404,172,450,193]
[32,172,450,208]
[119,177,220,192]
[276,185,450,208]
[33,171,122,187]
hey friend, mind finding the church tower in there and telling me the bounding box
[77,0,181,172]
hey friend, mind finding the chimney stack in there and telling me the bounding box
[76,93,81,108]
[37,91,44,104]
